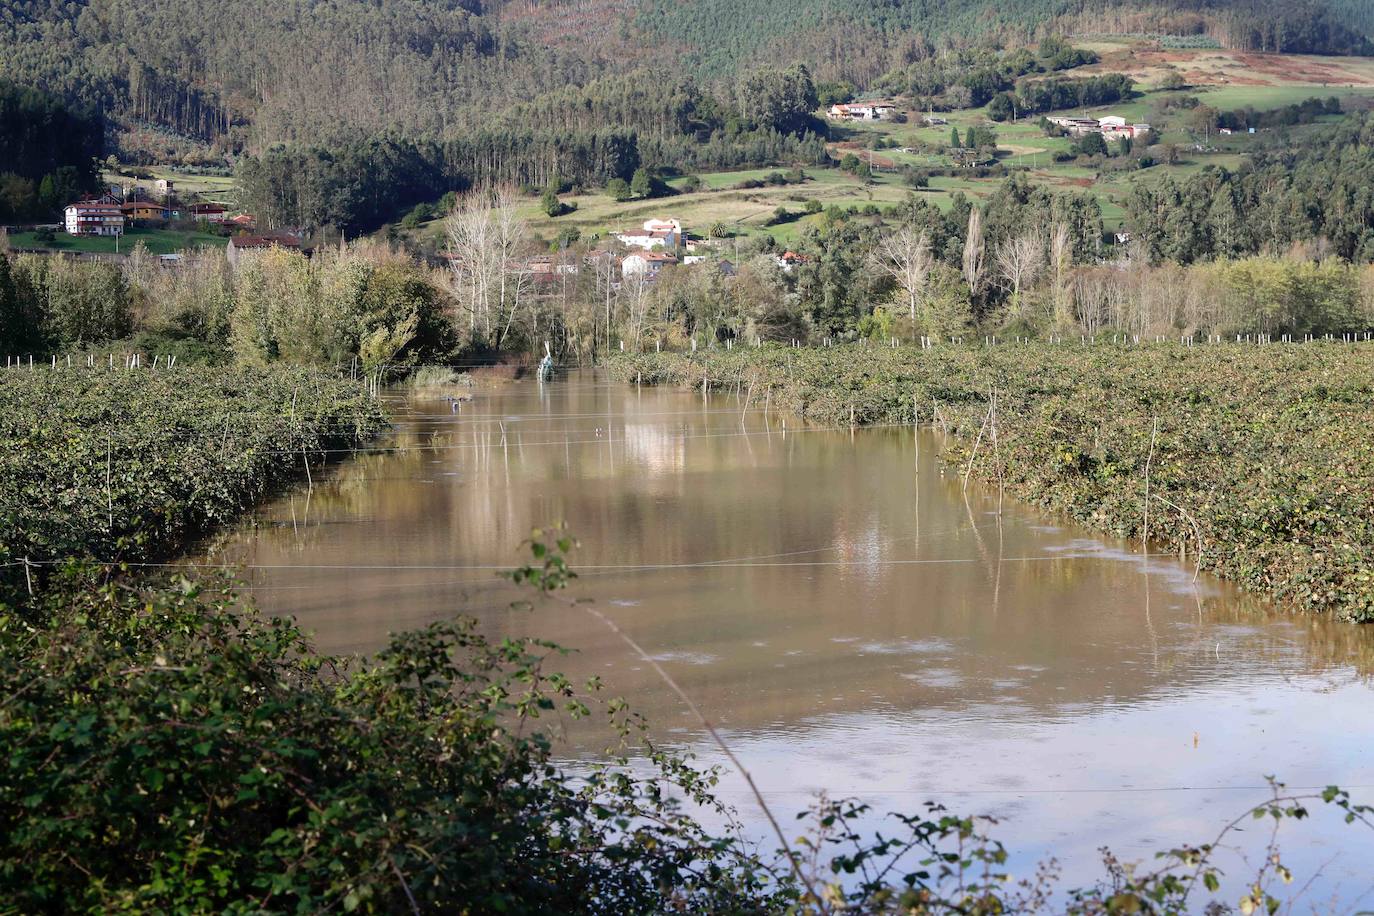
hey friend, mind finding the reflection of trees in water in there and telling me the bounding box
[209,383,1374,756]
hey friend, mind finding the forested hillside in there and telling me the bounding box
[3,0,1372,234]
[0,80,103,220]
[1,0,1368,156]
[639,0,1371,81]
[1330,0,1374,35]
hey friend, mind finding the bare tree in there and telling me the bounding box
[444,185,528,347]
[1049,222,1073,328]
[962,207,985,297]
[871,225,934,327]
[590,250,620,354]
[621,269,654,351]
[490,185,528,348]
[996,231,1045,320]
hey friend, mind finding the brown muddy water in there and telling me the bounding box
[215,371,1374,902]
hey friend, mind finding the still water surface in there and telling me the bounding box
[218,372,1374,900]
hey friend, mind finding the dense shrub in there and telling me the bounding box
[0,366,386,603]
[0,574,778,913]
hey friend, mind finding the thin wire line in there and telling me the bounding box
[717,784,1374,797]
[26,553,1185,573]
[223,420,923,457]
[0,406,782,431]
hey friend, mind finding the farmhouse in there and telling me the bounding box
[622,251,678,278]
[527,255,579,277]
[615,218,683,250]
[1047,116,1102,134]
[154,179,176,199]
[121,201,174,223]
[828,102,895,121]
[226,232,303,268]
[189,203,229,223]
[1047,115,1152,140]
[64,202,125,236]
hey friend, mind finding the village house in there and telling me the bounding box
[828,102,895,121]
[772,250,811,273]
[615,218,683,250]
[228,213,257,230]
[1046,116,1100,135]
[64,201,125,236]
[188,203,229,223]
[622,251,678,278]
[226,232,303,268]
[526,255,580,289]
[154,179,176,199]
[1047,115,1152,140]
[121,201,175,224]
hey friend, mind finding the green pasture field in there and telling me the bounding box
[7,227,229,256]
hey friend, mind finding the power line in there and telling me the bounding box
[720,784,1374,798]
[25,552,1186,574]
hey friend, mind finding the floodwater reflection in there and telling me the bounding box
[214,371,1374,897]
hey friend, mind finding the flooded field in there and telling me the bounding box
[215,371,1374,900]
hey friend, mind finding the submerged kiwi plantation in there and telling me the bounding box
[608,342,1374,621]
[8,0,1374,905]
[3,344,1374,913]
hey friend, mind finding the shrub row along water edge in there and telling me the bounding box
[0,366,387,603]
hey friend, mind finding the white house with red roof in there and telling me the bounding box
[828,102,895,121]
[622,251,678,278]
[64,201,125,236]
[615,218,683,250]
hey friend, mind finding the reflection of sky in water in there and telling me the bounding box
[617,673,1374,904]
[218,372,1374,906]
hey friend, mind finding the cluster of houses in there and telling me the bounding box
[62,179,253,238]
[507,216,811,290]
[1046,115,1152,141]
[827,102,897,122]
[608,218,715,279]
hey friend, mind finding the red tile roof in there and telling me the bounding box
[230,233,302,250]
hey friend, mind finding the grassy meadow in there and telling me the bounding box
[6,227,228,256]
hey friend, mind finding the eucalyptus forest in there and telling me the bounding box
[5,0,1374,911]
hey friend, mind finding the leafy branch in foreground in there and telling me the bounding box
[0,569,781,913]
[1,534,1369,912]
